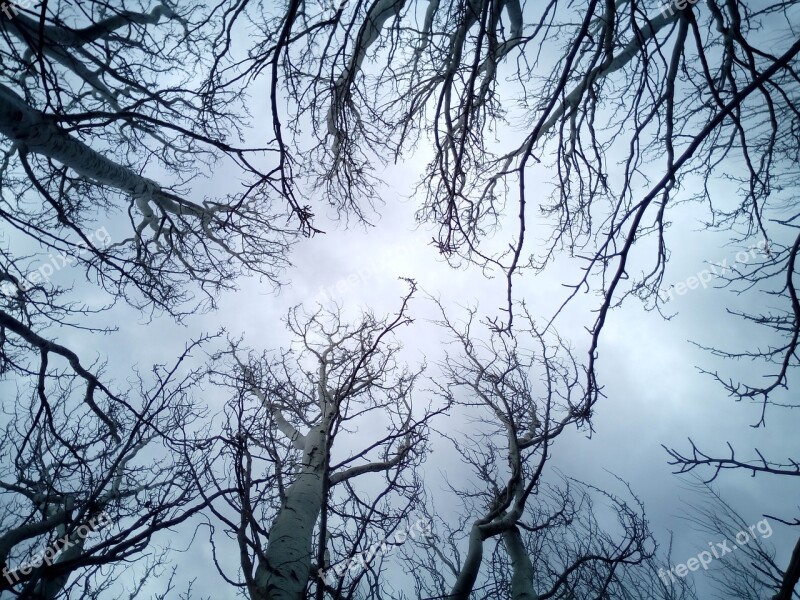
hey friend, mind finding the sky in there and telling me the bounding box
[39,150,793,597]
[2,1,799,598]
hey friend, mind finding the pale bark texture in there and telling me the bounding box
[253,419,331,599]
[503,526,537,600]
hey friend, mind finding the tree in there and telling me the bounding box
[665,454,800,599]
[4,0,797,597]
[204,285,443,600]
[197,295,694,600]
[398,302,662,599]
[208,0,798,372]
[207,3,800,594]
[201,0,799,545]
[0,0,313,317]
[0,332,217,599]
[0,3,316,591]
[407,477,683,600]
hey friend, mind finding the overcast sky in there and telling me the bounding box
[2,2,799,597]
[32,149,792,597]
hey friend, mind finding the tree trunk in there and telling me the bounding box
[0,83,159,198]
[503,525,538,600]
[252,420,329,600]
[447,524,484,600]
[0,83,201,224]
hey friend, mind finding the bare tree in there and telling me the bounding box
[0,0,314,317]
[405,478,691,600]
[388,301,665,599]
[197,4,800,532]
[0,333,218,599]
[0,5,319,591]
[204,285,443,600]
[204,0,798,372]
[3,1,796,598]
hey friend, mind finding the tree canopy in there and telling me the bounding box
[1,0,799,598]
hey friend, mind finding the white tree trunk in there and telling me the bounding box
[31,534,88,600]
[447,524,484,600]
[503,526,537,600]
[0,83,159,197]
[253,419,330,600]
